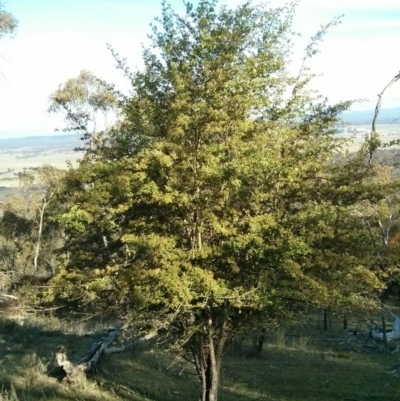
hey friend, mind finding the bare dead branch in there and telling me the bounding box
[104,331,157,354]
[369,71,400,165]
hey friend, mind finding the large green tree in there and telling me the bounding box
[51,1,394,400]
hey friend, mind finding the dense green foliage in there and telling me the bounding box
[42,1,400,400]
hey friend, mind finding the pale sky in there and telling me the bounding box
[0,0,399,138]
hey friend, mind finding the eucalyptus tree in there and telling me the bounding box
[19,166,65,276]
[51,1,394,400]
[0,4,17,37]
[0,3,17,74]
[48,70,119,154]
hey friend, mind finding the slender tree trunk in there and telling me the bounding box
[343,314,348,330]
[256,328,265,355]
[199,320,229,401]
[33,192,53,277]
[382,311,388,350]
[33,203,46,276]
[324,309,328,331]
[252,334,257,351]
[206,332,219,401]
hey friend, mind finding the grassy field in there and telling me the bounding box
[1,313,400,401]
[0,135,83,188]
[340,123,400,153]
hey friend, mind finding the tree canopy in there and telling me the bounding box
[0,3,17,76]
[0,3,17,39]
[48,1,399,400]
[48,70,119,153]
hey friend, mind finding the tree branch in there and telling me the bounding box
[369,71,400,165]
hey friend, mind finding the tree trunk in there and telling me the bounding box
[324,309,328,331]
[199,320,229,401]
[382,311,388,350]
[343,314,348,330]
[33,195,52,276]
[252,334,257,351]
[256,328,265,355]
[33,203,46,276]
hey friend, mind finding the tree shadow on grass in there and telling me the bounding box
[97,346,259,401]
[0,317,93,362]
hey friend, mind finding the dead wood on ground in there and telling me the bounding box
[54,328,157,382]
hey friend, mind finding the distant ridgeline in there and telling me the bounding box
[342,107,400,125]
[0,134,80,151]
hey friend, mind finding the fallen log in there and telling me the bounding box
[55,328,157,382]
[105,332,157,355]
[77,328,123,371]
[372,311,400,342]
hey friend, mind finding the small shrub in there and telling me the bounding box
[21,353,46,373]
[19,353,47,389]
[298,335,310,352]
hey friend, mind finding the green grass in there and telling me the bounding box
[1,314,400,401]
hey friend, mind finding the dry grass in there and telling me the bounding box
[291,335,311,352]
[275,329,287,351]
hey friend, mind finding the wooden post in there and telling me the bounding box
[324,309,328,331]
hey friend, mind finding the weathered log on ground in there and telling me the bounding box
[363,343,384,352]
[55,328,157,381]
[372,311,400,342]
[77,328,123,371]
[104,332,157,354]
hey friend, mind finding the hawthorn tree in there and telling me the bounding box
[51,1,395,400]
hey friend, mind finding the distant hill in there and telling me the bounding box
[0,134,83,189]
[0,134,81,151]
[342,107,400,125]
